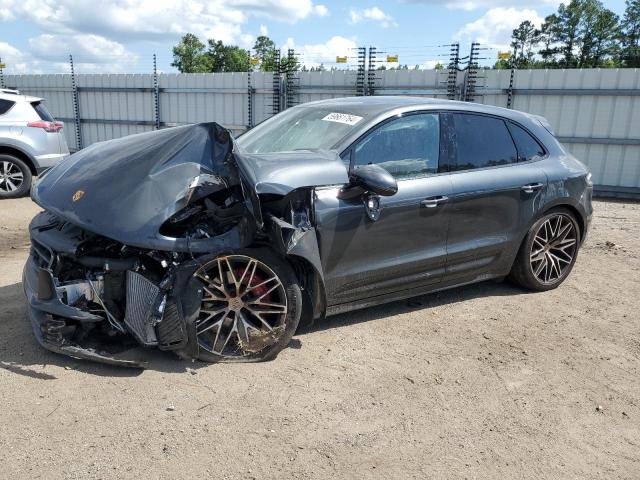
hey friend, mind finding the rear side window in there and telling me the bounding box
[353,113,440,179]
[507,122,546,161]
[31,102,54,121]
[0,99,15,115]
[450,113,517,171]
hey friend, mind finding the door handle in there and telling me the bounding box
[420,195,449,208]
[521,182,544,193]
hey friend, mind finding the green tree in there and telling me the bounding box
[171,33,210,73]
[538,14,562,66]
[253,36,279,71]
[504,0,623,69]
[621,0,640,66]
[511,20,540,68]
[280,53,301,73]
[577,0,620,67]
[556,1,583,67]
[206,40,250,72]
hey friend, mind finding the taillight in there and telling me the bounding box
[27,121,63,133]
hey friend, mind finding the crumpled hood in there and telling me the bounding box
[32,122,350,248]
[32,123,236,247]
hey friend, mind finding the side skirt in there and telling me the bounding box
[325,272,505,317]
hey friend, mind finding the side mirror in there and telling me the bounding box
[350,164,398,197]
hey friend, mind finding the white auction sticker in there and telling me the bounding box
[321,112,363,126]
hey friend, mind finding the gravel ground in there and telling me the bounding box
[0,197,639,480]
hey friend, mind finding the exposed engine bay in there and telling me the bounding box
[23,122,348,367]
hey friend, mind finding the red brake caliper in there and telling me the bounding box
[235,268,270,302]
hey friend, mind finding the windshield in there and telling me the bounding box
[236,106,370,154]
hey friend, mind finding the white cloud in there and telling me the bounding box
[349,7,397,28]
[0,0,328,41]
[313,4,329,16]
[283,36,357,68]
[29,34,137,64]
[406,0,559,11]
[259,24,269,36]
[0,0,330,71]
[225,0,328,22]
[0,42,30,73]
[0,3,13,20]
[0,40,130,74]
[454,7,543,50]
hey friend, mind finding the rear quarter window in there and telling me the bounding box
[0,99,15,115]
[31,102,55,121]
[507,122,546,161]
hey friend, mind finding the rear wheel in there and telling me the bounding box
[509,208,580,291]
[192,249,302,362]
[0,155,32,199]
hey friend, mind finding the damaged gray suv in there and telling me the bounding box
[23,97,593,367]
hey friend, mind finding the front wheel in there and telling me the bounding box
[509,208,581,291]
[191,249,302,363]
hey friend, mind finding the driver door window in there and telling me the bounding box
[352,113,441,179]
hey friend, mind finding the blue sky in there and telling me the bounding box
[0,0,628,74]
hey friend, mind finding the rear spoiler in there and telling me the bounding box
[531,114,555,136]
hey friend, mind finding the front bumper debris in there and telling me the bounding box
[23,255,147,368]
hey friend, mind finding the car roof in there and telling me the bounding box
[297,96,538,125]
[0,90,42,103]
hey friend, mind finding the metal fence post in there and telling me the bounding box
[69,55,83,150]
[356,47,367,96]
[272,49,281,115]
[367,47,377,96]
[464,42,480,102]
[0,57,5,89]
[285,49,299,108]
[247,50,253,129]
[506,45,517,109]
[153,54,160,129]
[446,43,460,100]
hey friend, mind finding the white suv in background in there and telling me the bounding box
[0,88,70,198]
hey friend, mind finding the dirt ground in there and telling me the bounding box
[0,197,638,480]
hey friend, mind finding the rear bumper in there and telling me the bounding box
[33,152,68,172]
[22,255,145,368]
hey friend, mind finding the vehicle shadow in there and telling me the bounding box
[0,279,530,378]
[303,278,530,335]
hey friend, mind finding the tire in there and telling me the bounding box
[0,155,32,199]
[191,248,302,363]
[509,208,581,292]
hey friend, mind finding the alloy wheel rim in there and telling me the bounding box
[0,161,24,192]
[529,214,577,285]
[194,255,288,357]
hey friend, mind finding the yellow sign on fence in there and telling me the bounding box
[336,56,348,64]
[0,63,6,69]
[386,55,399,63]
[497,51,512,60]
[250,57,260,66]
